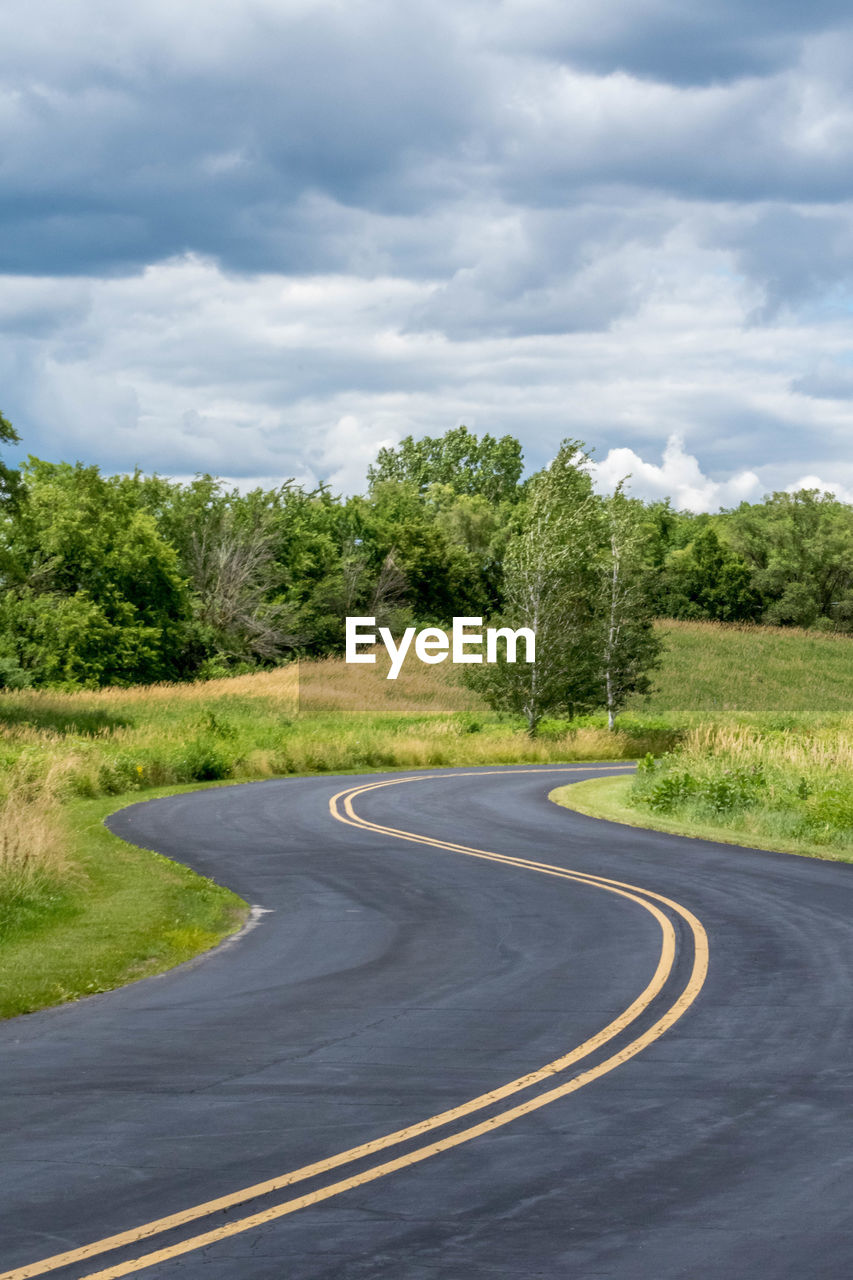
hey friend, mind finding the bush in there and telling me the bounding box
[645,771,698,813]
[173,738,234,783]
[628,722,853,853]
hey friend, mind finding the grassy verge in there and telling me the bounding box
[0,785,248,1019]
[551,769,853,865]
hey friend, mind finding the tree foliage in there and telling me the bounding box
[594,487,662,728]
[726,490,853,629]
[0,460,192,686]
[0,409,20,508]
[658,526,761,623]
[0,420,851,693]
[367,425,524,505]
[470,441,600,734]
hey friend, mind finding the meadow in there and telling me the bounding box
[2,619,852,1014]
[635,618,853,716]
[567,620,853,862]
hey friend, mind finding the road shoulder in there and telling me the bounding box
[550,773,852,863]
[0,785,248,1020]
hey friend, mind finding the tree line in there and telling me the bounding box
[1,418,852,725]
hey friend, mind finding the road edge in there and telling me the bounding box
[549,773,852,864]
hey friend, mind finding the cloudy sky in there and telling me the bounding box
[2,0,853,510]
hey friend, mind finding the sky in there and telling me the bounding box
[2,0,853,511]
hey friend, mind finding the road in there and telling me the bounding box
[2,763,853,1278]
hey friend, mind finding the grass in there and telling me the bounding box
[0,651,673,860]
[631,619,853,716]
[0,786,247,1019]
[554,716,853,865]
[3,619,853,1017]
[550,774,853,863]
[627,722,853,858]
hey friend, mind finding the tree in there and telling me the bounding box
[470,441,601,735]
[0,460,193,685]
[342,481,495,627]
[187,506,304,665]
[367,425,524,505]
[595,486,663,729]
[0,409,20,507]
[658,525,761,622]
[725,489,853,629]
[130,472,347,663]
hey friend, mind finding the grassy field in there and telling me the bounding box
[2,619,852,1017]
[631,619,853,716]
[556,621,853,860]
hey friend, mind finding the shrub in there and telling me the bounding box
[173,738,234,783]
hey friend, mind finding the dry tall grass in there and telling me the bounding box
[680,722,853,772]
[0,761,72,900]
[297,652,481,715]
[0,650,475,723]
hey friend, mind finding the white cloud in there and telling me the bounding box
[590,439,853,511]
[4,244,853,505]
[317,416,399,493]
[590,434,762,512]
[785,474,853,504]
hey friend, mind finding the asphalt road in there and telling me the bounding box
[2,763,853,1279]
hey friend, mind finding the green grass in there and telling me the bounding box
[3,621,853,1018]
[632,619,853,715]
[625,723,853,859]
[0,786,248,1019]
[551,741,853,866]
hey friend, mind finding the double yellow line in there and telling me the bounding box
[3,767,708,1280]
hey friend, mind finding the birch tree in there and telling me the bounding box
[471,441,600,735]
[596,485,662,729]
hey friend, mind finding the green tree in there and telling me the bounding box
[725,489,853,629]
[471,441,601,735]
[0,460,193,685]
[0,410,21,507]
[340,481,495,626]
[367,425,524,505]
[594,486,662,729]
[129,471,349,663]
[658,525,761,622]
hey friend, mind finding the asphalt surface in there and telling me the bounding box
[2,763,853,1279]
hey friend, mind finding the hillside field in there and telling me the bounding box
[634,619,853,717]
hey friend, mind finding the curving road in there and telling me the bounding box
[2,764,853,1278]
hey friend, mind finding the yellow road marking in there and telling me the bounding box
[2,766,707,1280]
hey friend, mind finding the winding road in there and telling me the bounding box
[2,764,853,1278]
